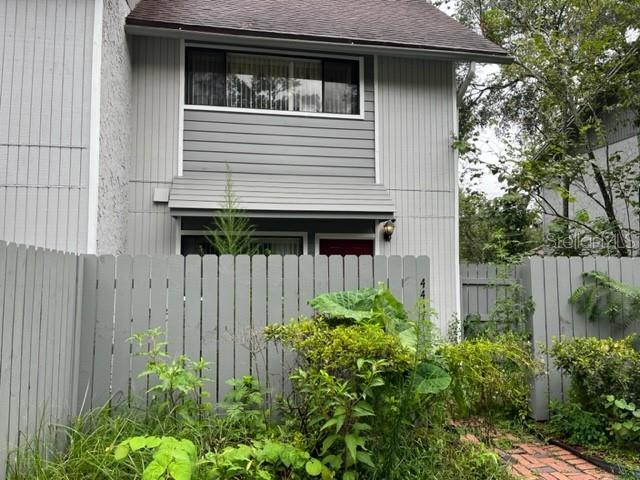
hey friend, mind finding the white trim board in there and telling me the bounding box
[178,38,185,176]
[183,43,366,121]
[86,0,104,254]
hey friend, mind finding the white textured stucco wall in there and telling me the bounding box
[96,0,135,254]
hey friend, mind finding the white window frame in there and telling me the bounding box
[315,233,378,256]
[180,229,309,255]
[183,42,365,120]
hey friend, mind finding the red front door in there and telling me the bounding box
[319,238,374,256]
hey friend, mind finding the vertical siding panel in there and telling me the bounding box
[201,255,218,402]
[378,57,457,329]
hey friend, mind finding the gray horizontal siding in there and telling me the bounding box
[183,56,375,181]
[169,173,394,215]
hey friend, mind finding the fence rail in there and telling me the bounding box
[0,241,430,475]
[460,263,518,321]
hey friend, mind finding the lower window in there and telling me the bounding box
[181,234,304,256]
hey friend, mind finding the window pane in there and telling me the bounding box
[227,53,290,110]
[292,60,322,113]
[185,48,225,106]
[324,60,359,115]
[253,237,303,255]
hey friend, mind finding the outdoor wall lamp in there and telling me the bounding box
[383,219,396,241]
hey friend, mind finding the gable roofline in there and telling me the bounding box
[125,23,514,64]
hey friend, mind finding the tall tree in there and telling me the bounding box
[459,189,542,263]
[444,0,640,255]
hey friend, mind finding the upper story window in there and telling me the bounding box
[185,47,360,115]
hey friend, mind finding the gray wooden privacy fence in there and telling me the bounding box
[0,242,81,479]
[460,263,519,321]
[0,240,430,475]
[519,256,640,421]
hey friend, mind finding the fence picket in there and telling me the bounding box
[7,245,26,455]
[344,255,358,291]
[267,255,284,399]
[184,256,202,365]
[314,255,328,295]
[218,255,235,400]
[358,255,373,289]
[388,256,402,299]
[131,256,151,402]
[283,255,299,397]
[373,255,387,286]
[77,255,97,412]
[113,256,133,404]
[201,256,218,402]
[402,256,417,310]
[235,255,251,379]
[328,255,343,292]
[166,256,185,357]
[26,249,44,437]
[93,256,116,409]
[298,255,314,316]
[251,256,268,392]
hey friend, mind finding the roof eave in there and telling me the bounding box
[124,21,514,64]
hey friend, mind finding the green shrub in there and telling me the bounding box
[549,336,640,410]
[438,333,538,421]
[604,396,640,444]
[549,401,608,445]
[264,320,413,376]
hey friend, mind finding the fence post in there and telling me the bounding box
[519,257,550,421]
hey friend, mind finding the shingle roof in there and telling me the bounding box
[168,173,395,219]
[127,0,508,59]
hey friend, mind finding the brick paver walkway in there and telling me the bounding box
[502,441,617,480]
[462,433,617,479]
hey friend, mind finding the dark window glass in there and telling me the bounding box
[185,48,225,106]
[180,235,303,256]
[185,48,359,115]
[323,60,359,115]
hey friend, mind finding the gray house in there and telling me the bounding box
[0,0,509,322]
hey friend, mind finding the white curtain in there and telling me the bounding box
[227,53,321,112]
